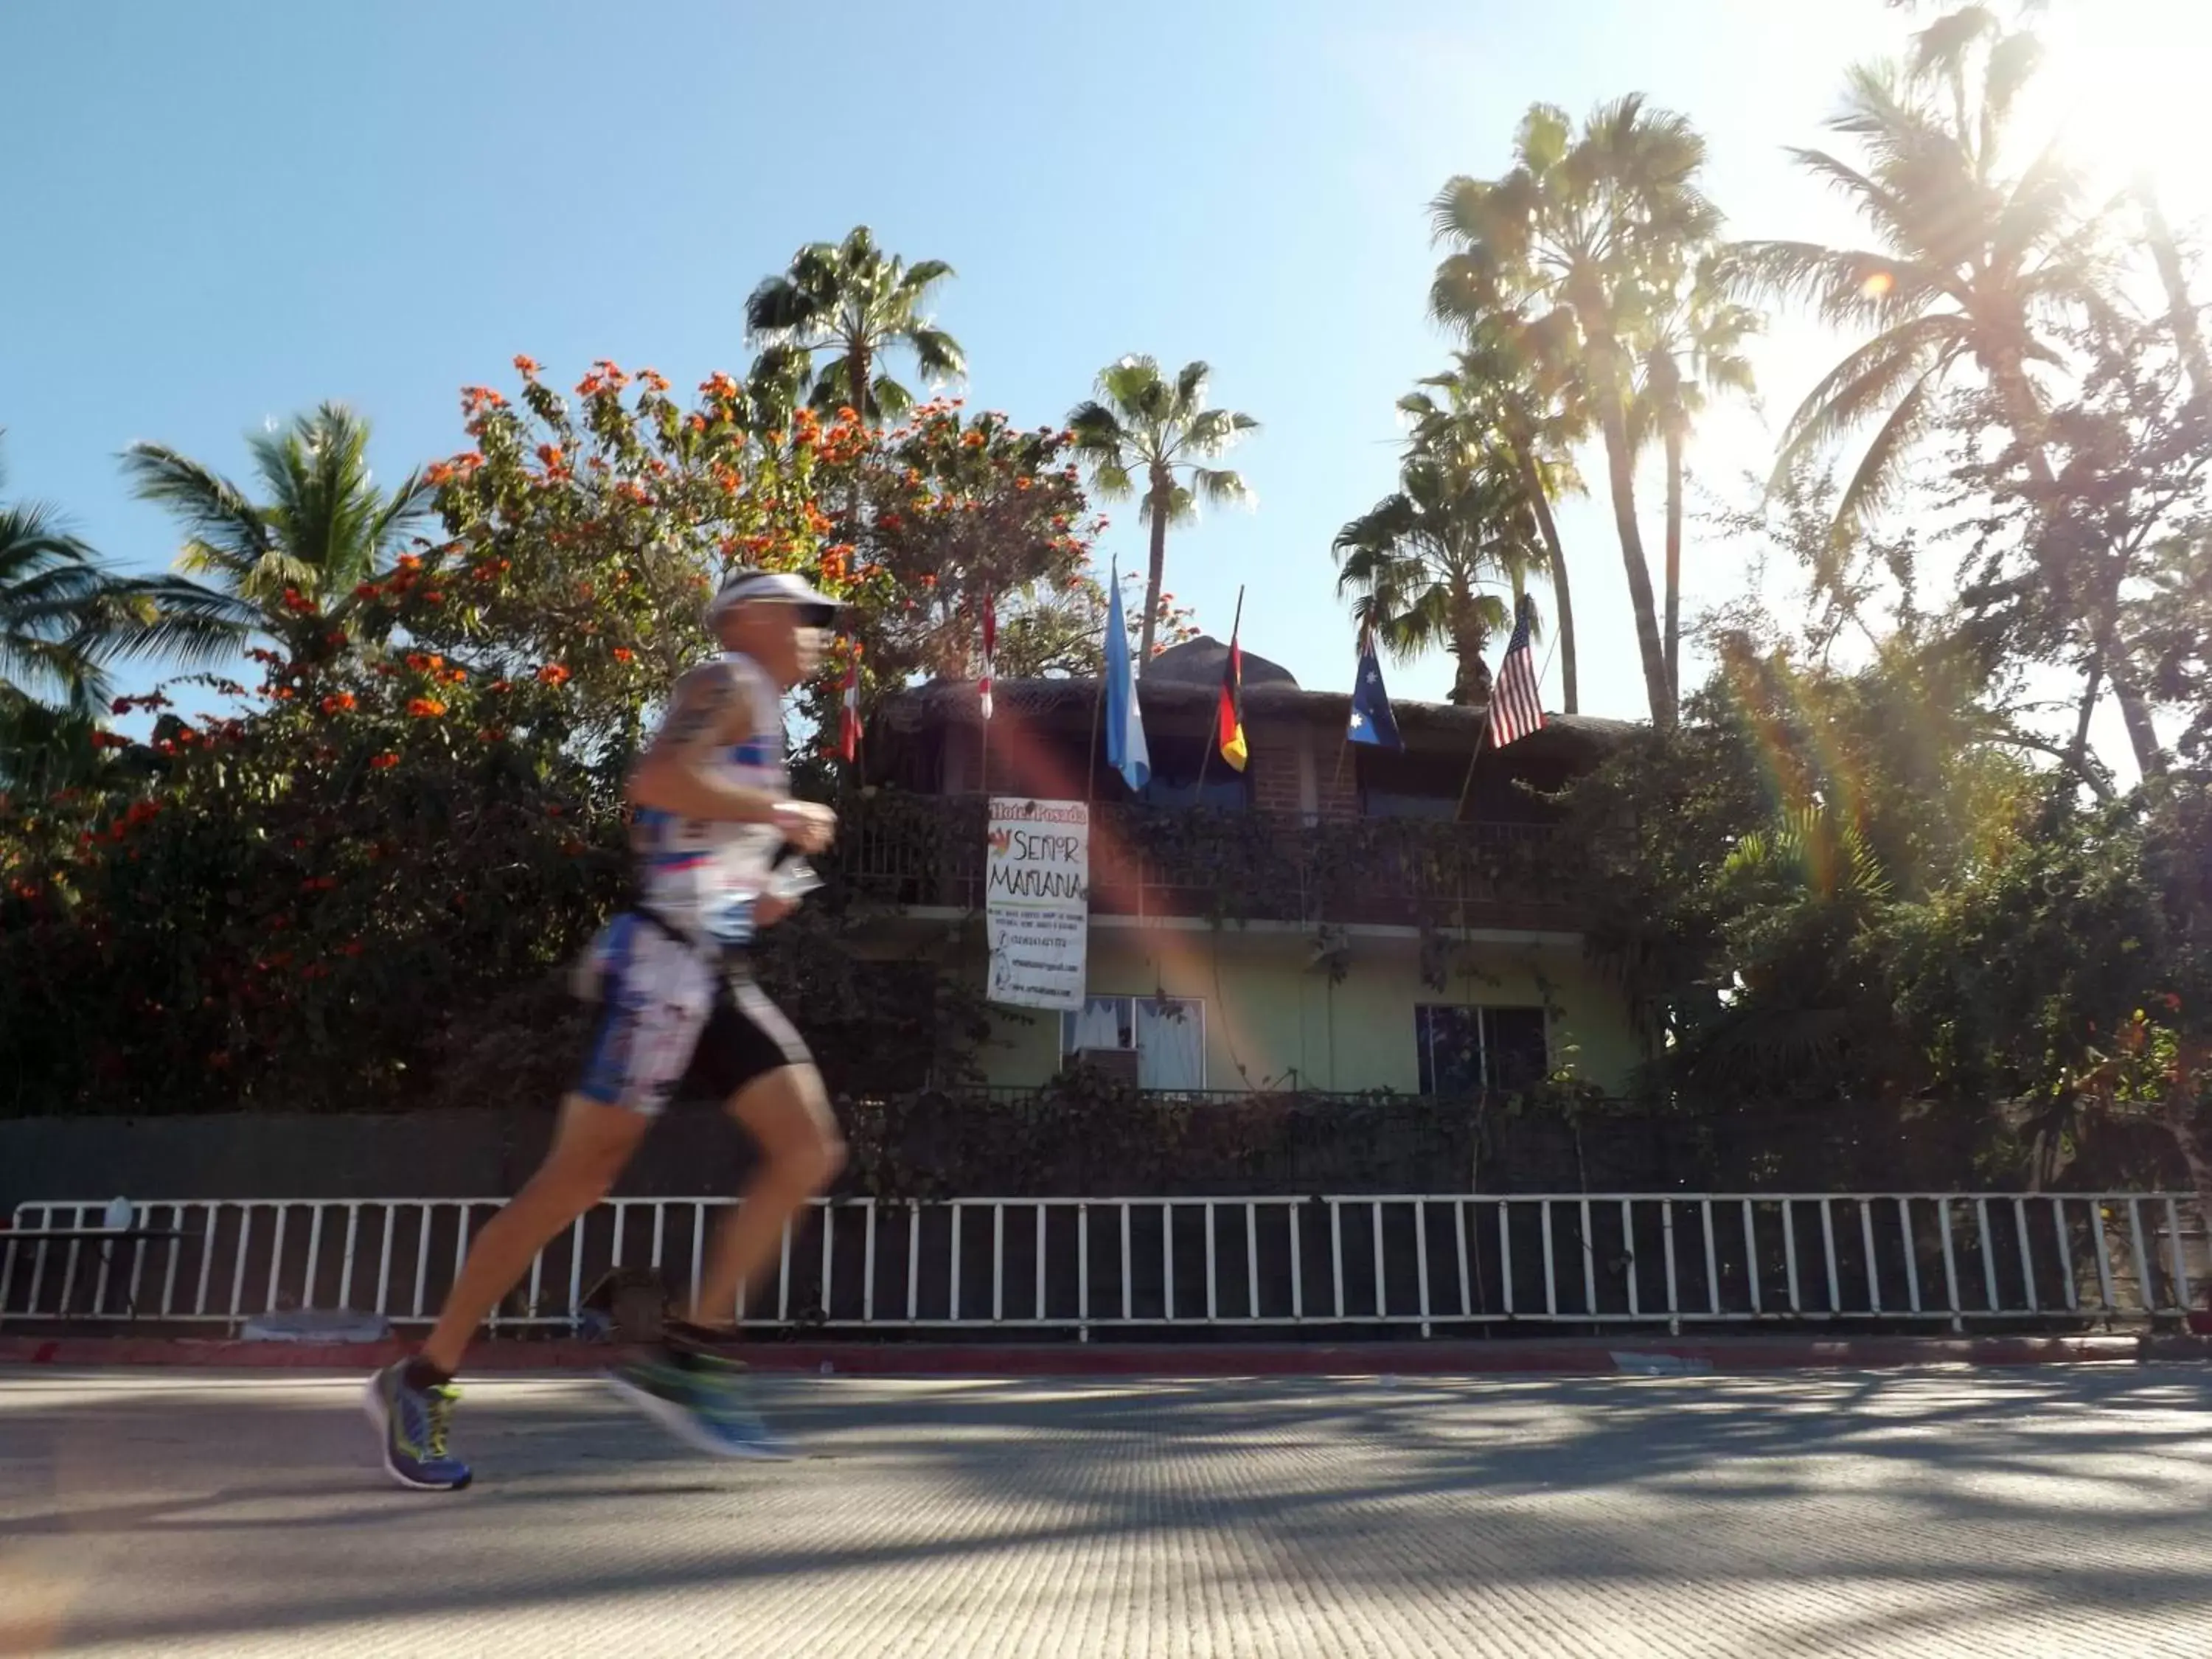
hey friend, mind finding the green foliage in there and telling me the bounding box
[1067,355,1256,664]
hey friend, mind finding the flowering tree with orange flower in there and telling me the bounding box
[0,625,620,1113]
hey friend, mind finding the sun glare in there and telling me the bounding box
[2022,1,2212,219]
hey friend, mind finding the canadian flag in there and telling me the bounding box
[838,647,861,764]
[979,591,997,722]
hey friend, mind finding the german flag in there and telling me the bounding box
[1217,629,1248,772]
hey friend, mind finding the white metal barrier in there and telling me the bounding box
[6,1192,2206,1336]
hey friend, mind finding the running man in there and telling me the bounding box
[365,569,847,1489]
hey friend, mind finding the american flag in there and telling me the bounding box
[1487,594,1544,747]
[978,591,996,721]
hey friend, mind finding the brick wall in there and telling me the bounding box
[1249,723,1310,818]
[1312,731,1361,821]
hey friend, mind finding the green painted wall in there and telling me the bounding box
[975,923,1641,1095]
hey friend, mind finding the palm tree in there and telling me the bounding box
[1,465,111,712]
[743,226,965,420]
[1431,97,1722,729]
[1332,453,1541,705]
[1731,14,2162,773]
[1631,256,1759,706]
[1399,307,1587,711]
[1,437,241,714]
[122,403,432,659]
[1068,357,1258,667]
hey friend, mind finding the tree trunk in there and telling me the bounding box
[1596,395,1673,731]
[841,338,874,535]
[1447,627,1492,706]
[1990,350,2167,780]
[846,339,872,420]
[1515,446,1578,714]
[2140,182,2212,403]
[1136,476,1170,672]
[1663,426,1684,714]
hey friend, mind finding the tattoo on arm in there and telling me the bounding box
[655,668,734,754]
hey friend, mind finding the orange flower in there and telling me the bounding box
[513,353,540,378]
[489,679,513,694]
[397,554,424,574]
[537,442,563,468]
[369,752,399,770]
[407,698,448,719]
[445,666,467,684]
[536,664,571,686]
[612,647,634,663]
[404,653,431,672]
[319,693,356,714]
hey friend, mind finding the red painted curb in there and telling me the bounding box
[0,1333,2154,1376]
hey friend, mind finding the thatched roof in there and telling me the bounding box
[874,672,1635,760]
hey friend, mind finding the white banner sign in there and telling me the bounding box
[985,798,1089,1010]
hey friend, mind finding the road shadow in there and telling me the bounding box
[4,1366,2212,1652]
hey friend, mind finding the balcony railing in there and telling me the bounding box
[835,794,1575,928]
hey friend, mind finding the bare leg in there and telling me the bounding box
[420,1094,650,1373]
[690,1064,844,1328]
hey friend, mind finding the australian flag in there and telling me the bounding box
[1347,634,1402,750]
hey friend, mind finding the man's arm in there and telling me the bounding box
[625,662,837,852]
[625,663,778,824]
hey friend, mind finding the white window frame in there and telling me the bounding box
[1061,993,1208,1089]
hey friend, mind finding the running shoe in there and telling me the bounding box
[363,1362,473,1491]
[604,1349,795,1460]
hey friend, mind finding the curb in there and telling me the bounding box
[0,1332,2169,1377]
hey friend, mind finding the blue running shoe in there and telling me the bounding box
[363,1362,473,1491]
[604,1350,795,1461]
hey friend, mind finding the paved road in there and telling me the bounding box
[4,1365,2212,1656]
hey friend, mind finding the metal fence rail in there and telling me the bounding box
[7,1192,2207,1336]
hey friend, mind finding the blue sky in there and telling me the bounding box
[3,0,2202,750]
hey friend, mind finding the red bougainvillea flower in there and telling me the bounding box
[369,752,400,770]
[406,698,447,719]
[536,664,571,686]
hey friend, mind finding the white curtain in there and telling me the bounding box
[1135,1000,1205,1091]
[1071,998,1124,1051]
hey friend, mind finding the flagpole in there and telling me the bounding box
[1329,624,1364,798]
[1088,667,1106,805]
[1194,585,1244,803]
[975,593,993,799]
[1454,603,1559,821]
[1453,709,1492,822]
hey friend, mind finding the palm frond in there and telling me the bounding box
[120,442,272,569]
[903,325,965,380]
